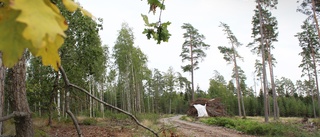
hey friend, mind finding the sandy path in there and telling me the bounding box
[160,115,255,137]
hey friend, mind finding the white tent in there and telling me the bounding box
[193,104,208,117]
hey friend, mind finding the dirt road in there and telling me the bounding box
[160,115,254,137]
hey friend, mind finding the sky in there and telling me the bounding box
[77,0,308,93]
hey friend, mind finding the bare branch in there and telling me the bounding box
[59,66,159,137]
[59,66,83,137]
[0,111,28,122]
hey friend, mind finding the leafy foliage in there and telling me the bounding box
[258,0,278,9]
[146,0,165,14]
[0,0,91,70]
[296,19,320,78]
[249,7,278,56]
[26,0,107,120]
[180,23,210,72]
[141,14,171,44]
[113,23,150,113]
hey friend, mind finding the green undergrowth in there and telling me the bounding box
[180,115,196,122]
[82,118,98,125]
[200,117,320,137]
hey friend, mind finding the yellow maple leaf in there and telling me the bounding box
[62,0,93,18]
[29,35,64,71]
[44,0,68,31]
[80,8,93,18]
[62,0,78,12]
[0,1,32,68]
[10,0,67,48]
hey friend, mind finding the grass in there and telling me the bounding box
[198,116,320,137]
[180,115,196,122]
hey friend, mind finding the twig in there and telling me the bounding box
[158,0,165,24]
[59,66,159,137]
[0,111,28,122]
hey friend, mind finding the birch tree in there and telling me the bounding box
[113,23,149,113]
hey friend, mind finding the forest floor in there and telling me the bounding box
[27,115,318,136]
[46,115,256,137]
[47,118,137,137]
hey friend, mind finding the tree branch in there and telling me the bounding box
[0,111,28,122]
[59,66,158,137]
[59,66,83,137]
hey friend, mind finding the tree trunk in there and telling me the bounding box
[310,45,320,117]
[190,36,195,102]
[100,83,104,118]
[266,41,279,120]
[124,66,132,113]
[57,89,61,121]
[7,54,34,137]
[307,65,317,118]
[62,89,66,118]
[232,45,245,118]
[0,52,5,135]
[169,98,172,114]
[89,76,92,118]
[257,1,269,122]
[48,72,59,126]
[311,0,320,117]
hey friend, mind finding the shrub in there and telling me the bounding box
[180,115,195,122]
[214,117,236,128]
[202,117,290,136]
[137,113,160,123]
[82,118,97,125]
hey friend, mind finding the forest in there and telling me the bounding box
[1,0,320,137]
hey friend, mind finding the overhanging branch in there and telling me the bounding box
[59,66,158,137]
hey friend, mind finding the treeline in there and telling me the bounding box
[196,71,318,118]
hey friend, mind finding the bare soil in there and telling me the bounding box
[159,115,255,137]
[48,119,136,137]
[49,125,132,137]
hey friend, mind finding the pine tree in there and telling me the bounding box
[218,22,246,118]
[296,19,320,117]
[252,0,278,122]
[180,23,210,102]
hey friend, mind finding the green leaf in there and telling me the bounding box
[141,14,150,26]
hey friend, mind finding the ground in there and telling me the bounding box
[49,125,133,137]
[46,115,256,137]
[48,118,136,137]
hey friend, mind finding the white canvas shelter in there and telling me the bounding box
[193,104,208,117]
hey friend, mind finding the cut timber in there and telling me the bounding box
[187,98,227,117]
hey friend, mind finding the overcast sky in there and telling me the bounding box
[77,0,308,93]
